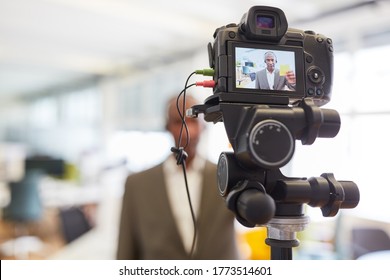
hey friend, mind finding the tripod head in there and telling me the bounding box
[189,95,359,224]
[188,95,360,259]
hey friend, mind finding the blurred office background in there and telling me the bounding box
[0,0,390,260]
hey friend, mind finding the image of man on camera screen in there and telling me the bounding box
[235,47,296,91]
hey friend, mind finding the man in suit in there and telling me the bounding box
[254,51,296,91]
[117,95,240,260]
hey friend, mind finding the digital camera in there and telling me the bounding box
[208,6,334,106]
[185,6,359,253]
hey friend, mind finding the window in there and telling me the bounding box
[289,45,390,223]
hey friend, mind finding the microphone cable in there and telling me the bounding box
[171,72,198,258]
[170,69,215,258]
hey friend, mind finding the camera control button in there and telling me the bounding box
[226,23,237,28]
[228,31,236,39]
[316,88,323,96]
[285,31,304,39]
[304,30,316,35]
[316,37,324,43]
[308,67,325,84]
[307,88,315,96]
[327,38,333,44]
[306,55,313,63]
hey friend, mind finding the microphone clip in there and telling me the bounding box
[170,147,188,165]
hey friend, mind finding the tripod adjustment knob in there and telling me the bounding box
[248,119,295,168]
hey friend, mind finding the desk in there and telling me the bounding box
[0,208,65,259]
[1,167,126,259]
[0,177,102,260]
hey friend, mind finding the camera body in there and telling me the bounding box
[208,6,334,106]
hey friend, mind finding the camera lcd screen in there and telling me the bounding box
[231,43,304,98]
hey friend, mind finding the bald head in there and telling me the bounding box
[264,51,277,72]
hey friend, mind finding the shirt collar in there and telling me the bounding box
[266,68,275,75]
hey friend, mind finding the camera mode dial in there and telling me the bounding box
[249,119,294,168]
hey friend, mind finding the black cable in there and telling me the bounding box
[181,161,197,258]
[171,71,198,258]
[176,72,196,149]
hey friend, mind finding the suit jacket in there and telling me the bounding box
[117,160,239,260]
[254,68,293,90]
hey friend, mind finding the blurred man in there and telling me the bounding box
[117,94,240,260]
